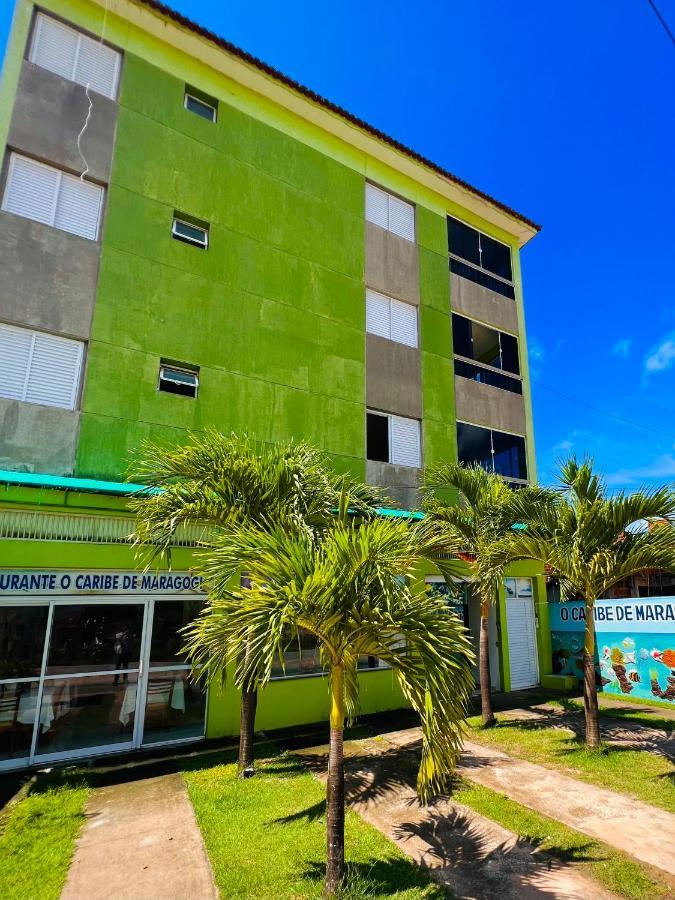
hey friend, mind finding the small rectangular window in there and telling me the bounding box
[30,13,121,100]
[366,411,389,462]
[365,183,415,242]
[158,364,199,398]
[2,153,103,240]
[366,289,418,348]
[172,216,208,249]
[184,90,217,122]
[367,411,420,468]
[0,323,84,410]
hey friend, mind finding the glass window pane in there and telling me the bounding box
[150,600,202,668]
[0,606,48,679]
[471,322,501,368]
[505,578,517,599]
[447,216,480,266]
[456,422,493,471]
[0,682,37,761]
[516,578,533,598]
[367,412,389,462]
[449,258,516,300]
[451,314,473,358]
[479,233,513,281]
[492,431,528,481]
[299,629,324,675]
[46,604,144,675]
[500,333,520,375]
[454,360,522,394]
[142,673,206,744]
[185,94,216,122]
[35,674,138,755]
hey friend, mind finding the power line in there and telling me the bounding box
[531,378,675,440]
[646,0,675,45]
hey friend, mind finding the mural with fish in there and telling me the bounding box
[548,597,675,703]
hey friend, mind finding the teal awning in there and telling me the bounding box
[0,469,152,496]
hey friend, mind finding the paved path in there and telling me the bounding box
[61,773,217,900]
[300,738,620,900]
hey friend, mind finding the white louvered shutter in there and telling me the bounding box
[365,184,389,229]
[388,195,415,242]
[30,13,120,100]
[390,298,418,348]
[390,416,421,467]
[30,14,79,83]
[365,289,391,339]
[2,155,59,227]
[24,332,83,409]
[54,173,103,240]
[0,324,33,401]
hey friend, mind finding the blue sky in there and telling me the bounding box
[1,1,674,491]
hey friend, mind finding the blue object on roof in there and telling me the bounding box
[375,507,425,520]
[0,469,153,496]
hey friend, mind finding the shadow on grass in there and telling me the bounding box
[301,859,447,898]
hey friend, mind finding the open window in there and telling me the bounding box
[172,214,208,249]
[158,363,199,398]
[184,86,217,123]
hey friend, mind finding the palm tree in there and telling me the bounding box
[422,463,550,727]
[129,430,382,774]
[507,458,675,748]
[184,512,475,895]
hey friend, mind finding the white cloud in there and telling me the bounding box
[645,333,675,373]
[605,453,675,486]
[612,338,632,357]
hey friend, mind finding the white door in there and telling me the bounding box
[505,578,539,690]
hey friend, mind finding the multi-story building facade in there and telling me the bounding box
[0,0,552,771]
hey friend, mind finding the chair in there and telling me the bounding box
[145,678,175,732]
[0,687,22,756]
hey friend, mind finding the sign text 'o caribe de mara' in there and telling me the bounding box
[0,570,205,596]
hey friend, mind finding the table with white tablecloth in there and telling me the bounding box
[119,678,185,726]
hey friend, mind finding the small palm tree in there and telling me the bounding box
[507,458,675,748]
[184,513,475,895]
[422,463,550,727]
[129,430,382,774]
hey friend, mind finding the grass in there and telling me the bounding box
[183,749,445,899]
[467,715,675,813]
[549,696,675,733]
[451,777,671,900]
[0,774,90,900]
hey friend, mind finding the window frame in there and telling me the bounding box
[365,289,418,348]
[365,182,416,243]
[447,215,515,298]
[183,91,217,123]
[456,420,528,484]
[452,314,522,389]
[366,410,421,469]
[158,363,200,398]
[171,216,209,249]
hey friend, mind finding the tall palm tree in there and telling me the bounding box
[422,463,550,727]
[129,430,382,774]
[184,512,475,895]
[507,458,675,748]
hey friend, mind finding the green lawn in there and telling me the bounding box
[467,715,675,813]
[0,776,90,900]
[549,696,675,733]
[183,750,445,899]
[452,778,670,900]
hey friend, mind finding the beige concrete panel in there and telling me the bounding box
[366,334,422,419]
[365,221,420,305]
[366,460,420,511]
[454,376,526,435]
[450,272,519,334]
[0,399,79,474]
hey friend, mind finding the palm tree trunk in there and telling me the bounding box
[238,687,257,775]
[479,598,495,727]
[582,603,600,749]
[325,664,345,896]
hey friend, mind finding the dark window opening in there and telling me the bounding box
[158,363,199,398]
[450,258,515,300]
[492,430,527,481]
[184,87,217,122]
[454,359,522,394]
[172,214,209,249]
[367,412,389,462]
[499,332,520,375]
[448,216,513,282]
[447,216,480,267]
[456,422,493,472]
[471,321,501,368]
[457,422,528,482]
[452,314,521,378]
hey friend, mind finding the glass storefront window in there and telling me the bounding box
[0,606,49,679]
[46,604,145,675]
[150,599,202,667]
[142,673,206,745]
[0,682,37,761]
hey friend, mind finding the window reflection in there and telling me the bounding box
[46,604,144,675]
[150,600,202,667]
[0,606,49,679]
[142,673,206,745]
[0,682,37,760]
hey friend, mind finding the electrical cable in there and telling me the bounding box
[76,0,111,180]
[646,0,675,45]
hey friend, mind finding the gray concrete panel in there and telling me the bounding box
[365,222,420,305]
[7,61,117,184]
[366,460,420,511]
[0,399,79,475]
[0,211,100,339]
[454,376,526,435]
[366,333,422,419]
[450,273,519,334]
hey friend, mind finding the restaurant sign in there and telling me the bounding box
[0,570,205,596]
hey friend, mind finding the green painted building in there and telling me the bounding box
[0,0,552,771]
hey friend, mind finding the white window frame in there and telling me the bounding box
[171,217,209,249]
[184,92,217,123]
[29,12,121,100]
[367,410,421,468]
[1,153,104,241]
[366,289,418,348]
[158,364,199,397]
[0,323,84,411]
[365,183,415,242]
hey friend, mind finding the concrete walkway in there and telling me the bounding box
[300,738,621,900]
[61,773,217,900]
